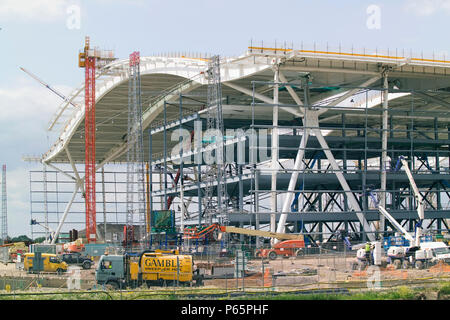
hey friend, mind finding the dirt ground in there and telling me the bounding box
[1,254,449,291]
[202,254,450,289]
[0,261,96,282]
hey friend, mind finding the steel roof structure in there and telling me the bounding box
[33,45,450,244]
[42,46,450,165]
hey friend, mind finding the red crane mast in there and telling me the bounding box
[78,37,115,243]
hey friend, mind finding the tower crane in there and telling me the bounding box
[19,67,78,108]
[78,36,115,243]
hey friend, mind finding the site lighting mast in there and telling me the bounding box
[1,165,7,245]
[126,51,146,251]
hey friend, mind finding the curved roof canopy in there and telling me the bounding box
[41,47,450,165]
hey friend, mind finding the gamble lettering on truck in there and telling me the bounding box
[95,249,203,289]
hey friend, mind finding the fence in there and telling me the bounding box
[0,244,449,299]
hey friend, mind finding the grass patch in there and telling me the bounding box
[232,285,435,300]
[438,283,450,295]
[0,281,448,300]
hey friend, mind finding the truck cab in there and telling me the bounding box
[416,242,450,265]
[96,251,202,289]
[95,255,126,289]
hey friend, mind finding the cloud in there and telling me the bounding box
[3,165,34,237]
[0,84,72,124]
[0,81,73,236]
[0,81,74,166]
[404,0,450,16]
[0,0,71,22]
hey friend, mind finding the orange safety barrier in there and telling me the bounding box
[263,268,272,287]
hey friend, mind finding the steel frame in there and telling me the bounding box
[144,80,450,245]
[32,44,450,249]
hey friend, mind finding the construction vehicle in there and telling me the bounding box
[23,253,68,274]
[255,239,305,260]
[63,238,85,253]
[217,225,305,260]
[95,249,203,289]
[413,241,450,269]
[382,238,450,269]
[219,225,304,241]
[0,242,28,262]
[377,156,450,269]
[184,223,221,240]
[183,224,305,259]
[61,252,93,269]
[184,224,304,242]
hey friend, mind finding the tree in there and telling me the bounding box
[33,237,46,244]
[10,235,32,243]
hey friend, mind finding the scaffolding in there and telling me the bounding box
[30,88,450,248]
[126,51,146,250]
[204,55,228,225]
[32,44,450,251]
[29,167,155,242]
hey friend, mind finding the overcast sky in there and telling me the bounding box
[0,0,449,237]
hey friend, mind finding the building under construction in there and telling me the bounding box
[28,41,450,250]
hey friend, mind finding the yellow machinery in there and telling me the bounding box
[138,250,194,283]
[23,253,68,274]
[219,225,304,241]
[184,223,304,241]
[0,242,28,262]
[96,249,203,289]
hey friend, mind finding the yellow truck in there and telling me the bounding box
[23,253,68,274]
[95,249,203,289]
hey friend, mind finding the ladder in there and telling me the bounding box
[203,55,228,226]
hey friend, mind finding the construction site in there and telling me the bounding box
[1,38,450,300]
